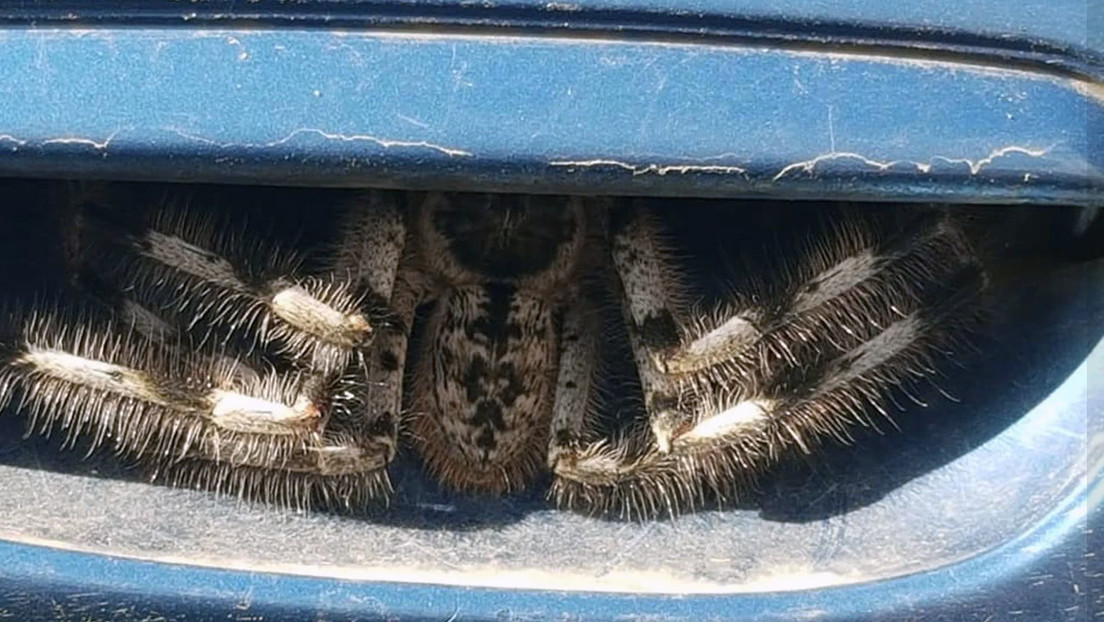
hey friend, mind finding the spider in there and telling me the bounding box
[0,186,986,518]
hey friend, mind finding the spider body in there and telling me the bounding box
[0,188,986,518]
[406,194,592,494]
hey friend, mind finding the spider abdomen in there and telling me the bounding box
[412,283,558,494]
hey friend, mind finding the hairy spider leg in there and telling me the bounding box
[149,193,417,509]
[330,191,410,306]
[550,203,706,517]
[16,191,421,509]
[550,207,986,518]
[545,296,604,469]
[0,304,321,460]
[0,302,395,510]
[320,191,412,478]
[74,195,373,375]
[605,204,695,453]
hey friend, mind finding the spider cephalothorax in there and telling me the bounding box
[0,187,986,518]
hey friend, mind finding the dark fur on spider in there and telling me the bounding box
[0,187,987,519]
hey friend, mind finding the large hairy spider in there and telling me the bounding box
[0,187,985,518]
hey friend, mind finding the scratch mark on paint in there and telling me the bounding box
[549,158,747,176]
[41,129,122,151]
[169,127,472,157]
[773,145,1053,181]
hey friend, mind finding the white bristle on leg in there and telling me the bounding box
[17,348,163,405]
[676,398,775,445]
[207,390,321,435]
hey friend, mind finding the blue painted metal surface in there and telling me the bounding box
[0,27,1100,203]
[2,1,1102,80]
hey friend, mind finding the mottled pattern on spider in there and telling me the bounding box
[0,188,986,518]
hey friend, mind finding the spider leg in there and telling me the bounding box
[0,303,318,455]
[606,204,694,452]
[7,189,424,509]
[155,191,418,508]
[553,206,986,518]
[73,193,375,375]
[320,191,415,474]
[546,297,602,470]
[152,361,399,509]
[153,433,395,511]
[665,209,985,405]
[330,191,409,306]
[0,302,398,510]
[360,261,428,462]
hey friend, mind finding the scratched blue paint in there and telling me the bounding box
[0,28,1100,203]
[1,1,1101,79]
